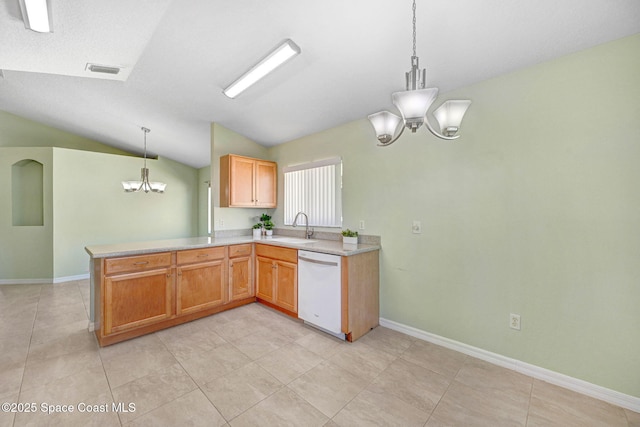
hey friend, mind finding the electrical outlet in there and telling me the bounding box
[510,313,521,330]
[218,219,224,228]
[359,220,365,230]
[412,220,422,234]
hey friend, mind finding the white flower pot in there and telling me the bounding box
[266,229,273,237]
[253,229,262,239]
[343,236,357,245]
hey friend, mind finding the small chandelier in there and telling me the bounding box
[368,0,471,146]
[121,127,167,193]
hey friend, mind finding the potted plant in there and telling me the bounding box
[252,223,263,239]
[260,213,272,223]
[263,220,274,237]
[342,229,358,245]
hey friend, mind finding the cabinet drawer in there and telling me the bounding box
[255,244,297,264]
[177,246,226,265]
[105,252,172,275]
[229,244,252,258]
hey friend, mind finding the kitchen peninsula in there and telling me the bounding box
[86,235,380,346]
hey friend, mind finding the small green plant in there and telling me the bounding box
[260,213,272,222]
[342,229,358,237]
[263,220,274,231]
[252,223,263,229]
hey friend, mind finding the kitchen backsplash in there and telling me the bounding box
[213,228,381,245]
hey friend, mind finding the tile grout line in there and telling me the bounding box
[418,348,469,426]
[168,329,234,425]
[12,283,44,427]
[96,334,125,427]
[524,378,535,427]
[315,332,409,422]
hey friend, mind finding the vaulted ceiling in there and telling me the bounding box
[1,0,639,168]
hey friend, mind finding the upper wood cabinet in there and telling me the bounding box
[220,154,277,208]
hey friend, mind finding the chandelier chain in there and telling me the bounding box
[412,0,417,57]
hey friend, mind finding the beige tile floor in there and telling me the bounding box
[1,280,638,426]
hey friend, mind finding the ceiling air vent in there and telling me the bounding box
[86,63,121,75]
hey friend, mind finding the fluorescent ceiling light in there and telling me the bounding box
[18,0,53,33]
[223,39,301,99]
[86,63,121,75]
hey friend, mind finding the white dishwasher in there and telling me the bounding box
[297,250,344,339]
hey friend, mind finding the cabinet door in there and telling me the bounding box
[230,155,256,207]
[176,260,226,316]
[229,255,253,301]
[104,268,172,335]
[255,160,277,208]
[256,256,274,303]
[275,260,297,314]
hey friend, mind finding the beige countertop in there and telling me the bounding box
[85,235,381,259]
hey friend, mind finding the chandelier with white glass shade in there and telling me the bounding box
[121,127,167,193]
[368,0,471,146]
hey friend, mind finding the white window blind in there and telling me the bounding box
[283,157,342,227]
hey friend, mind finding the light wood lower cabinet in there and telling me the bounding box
[96,245,254,346]
[274,260,297,313]
[104,267,173,335]
[229,244,254,301]
[94,241,379,346]
[176,247,226,315]
[256,256,275,302]
[255,244,298,316]
[341,250,380,342]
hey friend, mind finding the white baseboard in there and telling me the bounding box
[379,317,640,413]
[53,274,89,283]
[0,278,52,285]
[0,274,89,285]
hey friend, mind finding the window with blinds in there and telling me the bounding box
[283,157,342,227]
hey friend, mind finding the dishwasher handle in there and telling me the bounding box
[298,256,339,267]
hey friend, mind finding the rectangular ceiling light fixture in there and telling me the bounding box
[18,0,53,33]
[223,39,301,99]
[86,63,121,75]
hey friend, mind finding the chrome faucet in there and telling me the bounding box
[292,211,314,239]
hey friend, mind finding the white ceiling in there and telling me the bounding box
[1,0,639,168]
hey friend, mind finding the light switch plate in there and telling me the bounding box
[412,220,422,234]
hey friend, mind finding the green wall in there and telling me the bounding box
[52,148,199,278]
[0,148,54,280]
[267,34,640,397]
[210,123,271,231]
[0,110,135,156]
[198,165,212,236]
[0,115,201,281]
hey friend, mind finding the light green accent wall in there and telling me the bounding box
[11,159,44,226]
[0,109,135,156]
[198,165,212,236]
[210,123,271,231]
[51,148,199,278]
[1,114,201,281]
[0,148,54,279]
[268,34,640,397]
